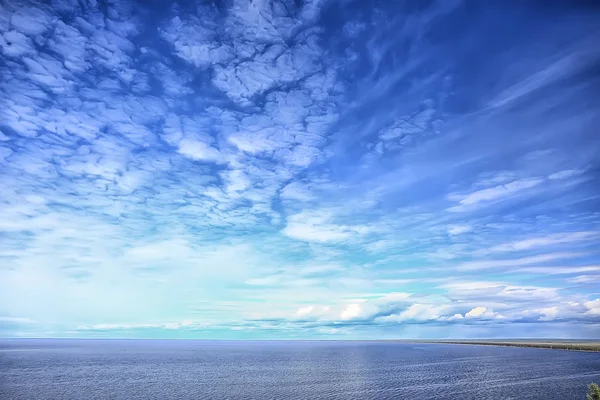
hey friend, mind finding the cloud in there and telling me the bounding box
[489,231,598,252]
[489,50,590,109]
[439,281,560,303]
[567,275,600,284]
[177,138,223,163]
[294,305,330,318]
[242,287,599,330]
[456,252,586,271]
[465,307,498,320]
[340,303,365,320]
[77,320,206,331]
[516,266,600,275]
[447,225,472,235]
[446,313,464,321]
[447,165,594,213]
[585,300,600,316]
[282,210,371,243]
[448,178,544,212]
[0,316,36,324]
[548,169,584,180]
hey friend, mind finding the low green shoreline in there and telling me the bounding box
[423,340,600,352]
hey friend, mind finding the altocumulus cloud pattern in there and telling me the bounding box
[0,0,599,339]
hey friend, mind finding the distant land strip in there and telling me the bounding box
[423,340,600,352]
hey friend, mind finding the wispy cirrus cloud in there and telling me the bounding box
[488,231,598,252]
[447,178,544,211]
[447,169,590,213]
[456,252,587,271]
[516,266,600,275]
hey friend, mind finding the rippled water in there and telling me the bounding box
[1,339,599,399]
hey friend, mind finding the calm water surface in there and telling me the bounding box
[1,339,599,399]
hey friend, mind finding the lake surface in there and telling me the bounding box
[1,339,599,399]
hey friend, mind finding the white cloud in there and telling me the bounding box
[0,316,36,323]
[160,14,230,68]
[537,307,559,322]
[489,52,582,108]
[567,275,600,283]
[548,169,583,180]
[465,306,497,319]
[397,304,442,321]
[439,281,560,303]
[489,231,598,252]
[585,300,600,316]
[457,252,585,271]
[447,225,472,235]
[516,266,600,275]
[280,181,315,202]
[177,138,223,163]
[448,167,590,212]
[294,306,316,317]
[78,320,203,331]
[283,210,371,243]
[340,303,364,320]
[448,178,543,211]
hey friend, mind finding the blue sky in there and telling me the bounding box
[0,0,599,340]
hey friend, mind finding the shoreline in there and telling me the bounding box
[421,340,600,352]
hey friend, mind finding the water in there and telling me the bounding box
[1,339,599,399]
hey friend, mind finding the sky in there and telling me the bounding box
[0,0,599,340]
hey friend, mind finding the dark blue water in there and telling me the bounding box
[1,340,599,399]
